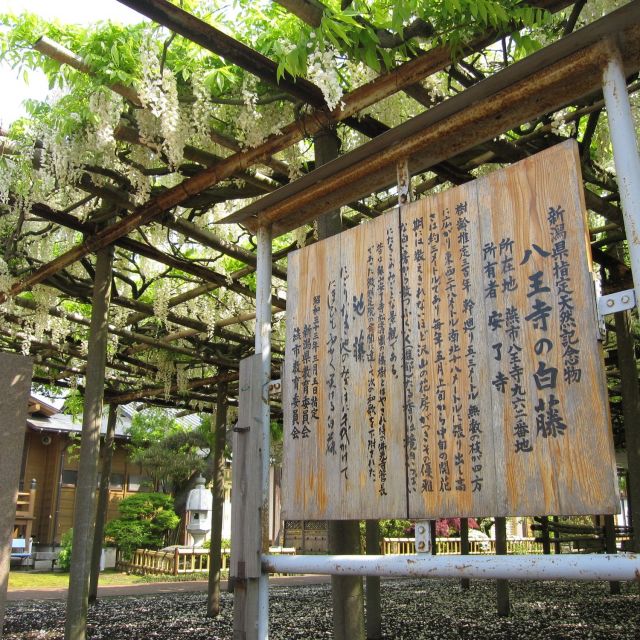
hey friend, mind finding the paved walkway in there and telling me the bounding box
[6,575,331,601]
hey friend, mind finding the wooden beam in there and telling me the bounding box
[33,36,141,106]
[274,0,323,27]
[5,26,497,299]
[29,203,287,310]
[11,293,241,371]
[108,370,239,405]
[231,17,640,234]
[117,0,326,106]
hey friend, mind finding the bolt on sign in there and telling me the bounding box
[282,140,619,520]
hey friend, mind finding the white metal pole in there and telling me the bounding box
[256,224,273,640]
[262,553,640,581]
[602,45,640,310]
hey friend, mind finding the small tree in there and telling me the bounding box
[103,492,179,560]
[128,408,210,495]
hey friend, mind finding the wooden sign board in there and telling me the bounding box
[282,140,618,520]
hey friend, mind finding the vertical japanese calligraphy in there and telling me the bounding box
[404,182,496,519]
[477,140,617,516]
[283,215,406,519]
[283,140,618,520]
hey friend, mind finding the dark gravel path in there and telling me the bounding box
[4,578,639,639]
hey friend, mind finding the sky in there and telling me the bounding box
[0,0,146,128]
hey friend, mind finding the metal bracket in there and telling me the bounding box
[414,520,432,554]
[597,288,636,337]
[598,289,636,315]
[233,425,250,433]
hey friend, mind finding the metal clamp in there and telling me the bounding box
[598,289,636,315]
[597,288,636,337]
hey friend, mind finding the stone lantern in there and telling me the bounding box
[185,475,212,547]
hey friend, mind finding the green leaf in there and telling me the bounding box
[110,42,119,66]
[365,45,380,72]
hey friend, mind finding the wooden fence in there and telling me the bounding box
[119,531,621,576]
[382,537,543,555]
[118,547,230,575]
[118,546,296,576]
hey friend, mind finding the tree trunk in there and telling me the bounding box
[64,246,113,640]
[315,126,365,640]
[207,378,228,617]
[88,404,118,604]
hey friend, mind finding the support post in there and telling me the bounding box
[460,518,470,590]
[603,514,620,594]
[541,516,551,555]
[232,222,271,640]
[602,45,640,313]
[552,516,561,555]
[0,354,32,634]
[415,521,432,554]
[315,126,365,640]
[207,378,229,617]
[603,48,640,554]
[616,306,640,554]
[256,224,272,640]
[495,517,510,617]
[231,356,263,639]
[64,246,113,640]
[89,404,118,603]
[365,521,381,640]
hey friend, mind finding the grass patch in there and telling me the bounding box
[10,570,145,590]
[8,568,219,590]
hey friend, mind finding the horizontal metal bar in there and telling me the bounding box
[262,553,640,582]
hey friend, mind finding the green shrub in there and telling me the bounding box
[56,529,73,571]
[104,492,179,560]
[203,537,230,551]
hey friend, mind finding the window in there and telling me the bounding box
[61,470,78,487]
[109,473,124,491]
[127,475,153,492]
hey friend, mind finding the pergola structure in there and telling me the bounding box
[1,1,640,639]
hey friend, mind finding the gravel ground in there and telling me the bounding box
[4,578,639,639]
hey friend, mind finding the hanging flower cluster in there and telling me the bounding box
[550,109,576,137]
[154,351,175,400]
[87,89,123,154]
[190,69,213,145]
[152,279,171,328]
[176,362,189,395]
[307,47,344,111]
[136,42,188,169]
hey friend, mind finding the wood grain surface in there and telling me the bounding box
[282,140,618,520]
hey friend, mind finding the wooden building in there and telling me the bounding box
[19,395,235,550]
[21,396,150,548]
